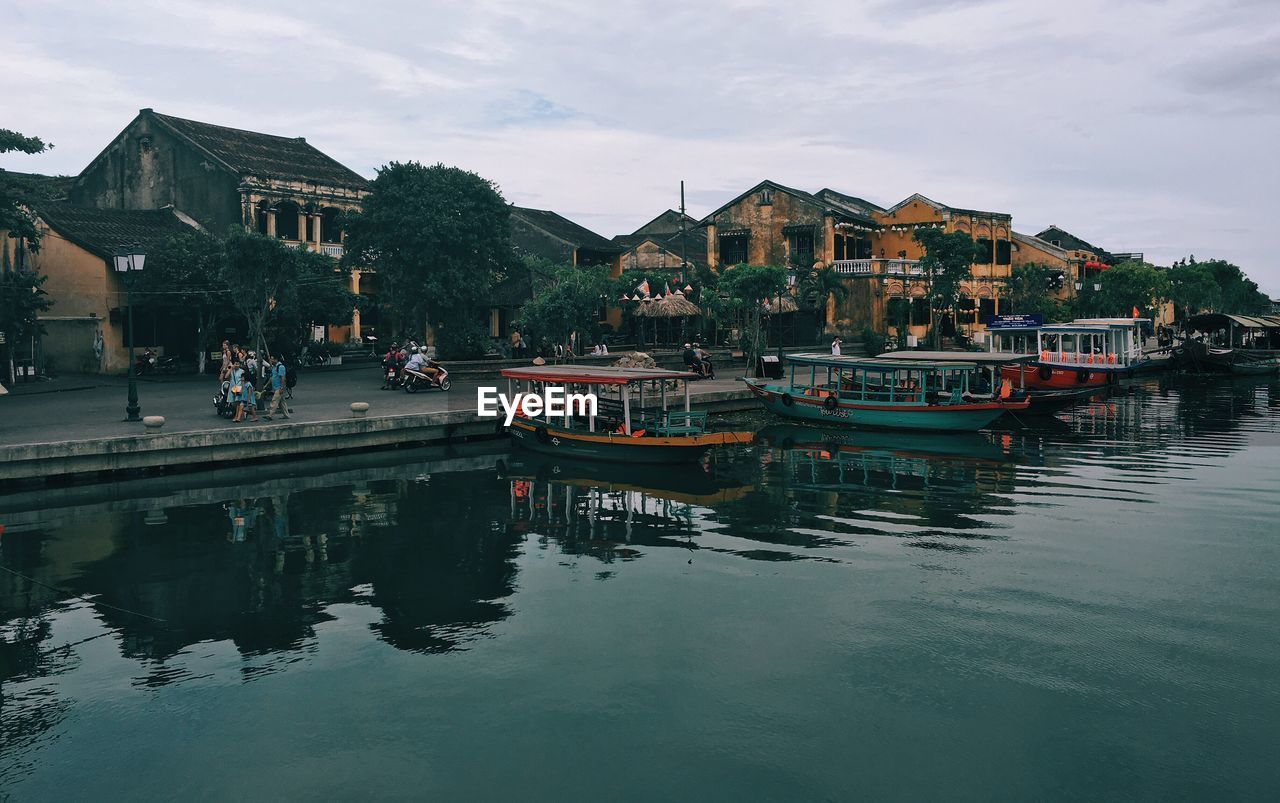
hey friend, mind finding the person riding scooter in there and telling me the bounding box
[693,342,715,379]
[402,347,449,392]
[381,341,401,389]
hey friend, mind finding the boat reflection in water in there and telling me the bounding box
[740,424,1021,553]
[498,454,754,562]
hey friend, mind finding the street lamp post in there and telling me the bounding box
[114,247,146,422]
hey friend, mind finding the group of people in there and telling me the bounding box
[219,340,293,423]
[380,341,444,389]
[681,343,715,378]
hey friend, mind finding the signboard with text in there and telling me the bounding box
[985,313,1044,329]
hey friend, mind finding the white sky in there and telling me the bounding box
[3,0,1277,293]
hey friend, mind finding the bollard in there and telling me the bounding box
[350,402,370,418]
[143,415,165,433]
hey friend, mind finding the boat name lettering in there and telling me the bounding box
[477,387,598,425]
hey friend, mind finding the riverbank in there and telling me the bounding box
[0,367,756,485]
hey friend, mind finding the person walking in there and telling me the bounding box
[263,355,292,421]
[229,361,258,423]
[219,341,232,381]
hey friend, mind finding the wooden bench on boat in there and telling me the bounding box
[655,411,708,437]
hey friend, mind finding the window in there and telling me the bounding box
[995,239,1011,265]
[974,238,993,264]
[979,298,996,320]
[789,231,814,265]
[910,297,931,326]
[720,235,748,266]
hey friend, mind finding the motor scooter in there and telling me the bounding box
[402,361,450,393]
[213,380,236,418]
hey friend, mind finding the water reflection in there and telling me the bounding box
[1,376,1277,792]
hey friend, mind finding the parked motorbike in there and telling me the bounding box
[402,361,450,393]
[136,349,181,375]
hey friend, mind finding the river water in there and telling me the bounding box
[2,375,1277,800]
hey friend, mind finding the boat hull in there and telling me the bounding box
[745,380,1024,432]
[1001,363,1111,390]
[507,417,752,463]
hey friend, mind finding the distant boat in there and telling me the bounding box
[744,353,1029,432]
[1174,338,1280,376]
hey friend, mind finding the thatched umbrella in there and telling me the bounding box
[634,293,702,346]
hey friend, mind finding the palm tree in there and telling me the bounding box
[798,265,848,337]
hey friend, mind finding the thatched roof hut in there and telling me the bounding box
[634,294,702,318]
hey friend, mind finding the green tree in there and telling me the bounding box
[0,272,52,384]
[1188,258,1269,314]
[221,231,359,357]
[1167,263,1221,320]
[342,161,511,341]
[1006,263,1069,321]
[0,129,53,250]
[131,230,231,373]
[516,257,613,362]
[273,246,363,353]
[718,264,787,373]
[1095,261,1170,318]
[798,265,848,336]
[913,228,977,347]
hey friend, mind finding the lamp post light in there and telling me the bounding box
[113,247,146,422]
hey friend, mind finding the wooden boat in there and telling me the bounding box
[989,319,1168,390]
[1174,338,1280,375]
[499,365,754,463]
[744,353,1029,432]
[880,350,1103,414]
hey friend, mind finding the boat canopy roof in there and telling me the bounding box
[500,364,699,386]
[878,350,1037,365]
[1073,317,1152,326]
[1039,323,1117,333]
[787,353,981,370]
[1186,312,1280,331]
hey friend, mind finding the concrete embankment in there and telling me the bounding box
[1,386,756,485]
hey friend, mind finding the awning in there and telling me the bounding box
[1186,313,1280,331]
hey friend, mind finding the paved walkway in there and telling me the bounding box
[0,364,749,447]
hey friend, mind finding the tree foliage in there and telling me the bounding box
[343,161,511,339]
[1167,263,1221,319]
[221,230,359,356]
[717,264,787,370]
[0,272,52,343]
[1006,263,1069,321]
[1095,261,1170,317]
[913,228,977,346]
[132,230,230,372]
[0,129,53,251]
[798,265,848,332]
[516,257,613,360]
[1172,256,1269,314]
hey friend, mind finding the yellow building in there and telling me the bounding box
[2,204,195,374]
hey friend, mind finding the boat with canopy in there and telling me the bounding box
[988,318,1169,390]
[743,353,1030,432]
[876,350,1102,412]
[498,365,754,462]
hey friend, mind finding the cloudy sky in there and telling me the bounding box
[3,0,1277,292]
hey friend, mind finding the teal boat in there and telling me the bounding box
[743,353,1030,432]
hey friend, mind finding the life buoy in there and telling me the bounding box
[781,393,794,407]
[535,426,550,444]
[1038,365,1053,381]
[823,395,839,411]
[1076,369,1090,384]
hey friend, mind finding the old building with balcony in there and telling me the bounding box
[698,182,1017,343]
[68,109,372,341]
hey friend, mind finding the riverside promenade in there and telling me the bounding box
[0,364,755,483]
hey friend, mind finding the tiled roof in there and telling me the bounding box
[39,203,195,260]
[631,209,697,236]
[699,179,879,227]
[511,206,621,253]
[148,111,368,189]
[815,188,885,215]
[1035,226,1112,260]
[612,230,707,267]
[0,170,75,202]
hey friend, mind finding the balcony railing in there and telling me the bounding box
[275,238,345,259]
[831,258,920,276]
